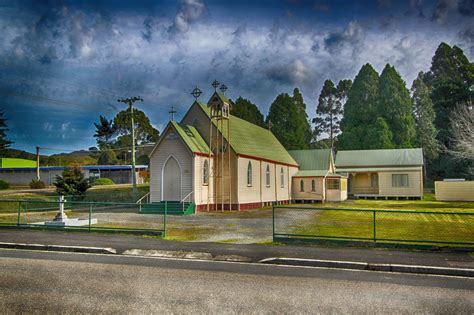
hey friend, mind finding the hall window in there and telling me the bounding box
[266,165,271,187]
[280,167,284,188]
[327,179,340,190]
[311,179,316,191]
[247,161,252,187]
[392,174,409,187]
[300,179,304,192]
[203,160,209,185]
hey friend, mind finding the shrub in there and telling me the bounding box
[29,179,46,189]
[92,178,115,186]
[0,180,10,190]
[54,165,91,196]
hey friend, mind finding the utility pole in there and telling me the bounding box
[36,146,40,181]
[117,96,143,200]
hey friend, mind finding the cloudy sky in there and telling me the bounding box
[0,0,472,154]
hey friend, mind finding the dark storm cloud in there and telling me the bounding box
[458,0,474,16]
[431,0,458,22]
[324,21,364,51]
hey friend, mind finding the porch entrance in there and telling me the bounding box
[163,156,181,201]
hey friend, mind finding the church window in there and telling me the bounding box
[280,167,284,188]
[300,180,304,192]
[266,165,271,187]
[311,179,316,191]
[203,160,209,185]
[247,161,252,187]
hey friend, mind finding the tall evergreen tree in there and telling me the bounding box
[0,111,13,156]
[367,117,394,149]
[411,72,439,161]
[266,91,310,150]
[425,42,474,178]
[313,79,352,150]
[231,97,265,127]
[292,88,313,146]
[378,64,416,148]
[338,64,381,149]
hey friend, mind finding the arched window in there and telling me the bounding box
[280,167,284,188]
[311,179,316,191]
[266,165,271,187]
[300,179,304,192]
[247,161,252,186]
[203,160,209,185]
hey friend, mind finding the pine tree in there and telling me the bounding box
[231,97,265,127]
[54,165,91,197]
[368,117,394,149]
[378,64,416,148]
[94,115,116,149]
[266,91,310,150]
[0,111,13,156]
[292,88,312,147]
[338,64,380,149]
[411,72,439,161]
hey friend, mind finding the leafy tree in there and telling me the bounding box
[97,149,118,165]
[338,64,380,149]
[378,64,416,148]
[266,90,310,150]
[411,72,439,161]
[114,107,159,145]
[0,111,13,156]
[292,88,312,146]
[231,97,265,127]
[94,115,116,149]
[313,79,352,150]
[448,104,474,177]
[54,165,91,196]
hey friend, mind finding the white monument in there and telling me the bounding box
[44,196,97,227]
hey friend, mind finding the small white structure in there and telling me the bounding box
[43,196,97,227]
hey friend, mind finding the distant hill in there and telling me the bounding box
[4,148,99,166]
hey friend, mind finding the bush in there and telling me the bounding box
[29,179,46,189]
[54,165,91,197]
[0,180,9,190]
[92,178,115,186]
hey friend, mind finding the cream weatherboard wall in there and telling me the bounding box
[378,169,423,197]
[291,177,325,201]
[435,181,474,201]
[326,178,348,201]
[193,155,214,206]
[237,156,297,205]
[149,128,193,203]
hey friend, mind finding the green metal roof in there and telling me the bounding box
[289,149,332,170]
[294,170,330,177]
[0,158,37,168]
[337,166,423,173]
[196,102,297,166]
[171,121,211,155]
[336,148,424,167]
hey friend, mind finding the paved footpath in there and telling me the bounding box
[1,229,473,269]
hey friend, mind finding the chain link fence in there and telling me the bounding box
[273,206,474,246]
[0,198,165,236]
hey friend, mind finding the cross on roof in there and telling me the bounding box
[169,106,177,121]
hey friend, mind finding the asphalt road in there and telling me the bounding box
[0,249,473,314]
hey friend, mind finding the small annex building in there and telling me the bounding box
[335,148,424,200]
[289,149,347,202]
[149,91,298,211]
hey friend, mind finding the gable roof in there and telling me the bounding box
[288,149,332,170]
[335,148,424,168]
[150,121,211,157]
[195,101,298,166]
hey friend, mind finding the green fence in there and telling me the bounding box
[273,206,474,247]
[0,199,166,236]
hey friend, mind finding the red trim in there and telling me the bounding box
[195,200,291,212]
[237,153,298,168]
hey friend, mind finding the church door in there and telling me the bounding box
[163,156,181,201]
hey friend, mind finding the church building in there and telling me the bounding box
[149,85,299,212]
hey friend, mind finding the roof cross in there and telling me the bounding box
[169,106,177,121]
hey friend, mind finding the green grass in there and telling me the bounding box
[281,195,474,245]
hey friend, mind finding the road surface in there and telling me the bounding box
[0,249,473,313]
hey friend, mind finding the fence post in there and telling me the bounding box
[163,201,167,238]
[17,201,21,226]
[24,201,28,224]
[89,203,92,230]
[373,210,377,242]
[272,204,275,242]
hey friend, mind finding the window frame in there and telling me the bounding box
[202,160,209,186]
[265,164,271,188]
[311,179,316,192]
[280,167,284,188]
[327,178,340,190]
[247,161,252,187]
[300,179,304,192]
[392,174,409,187]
